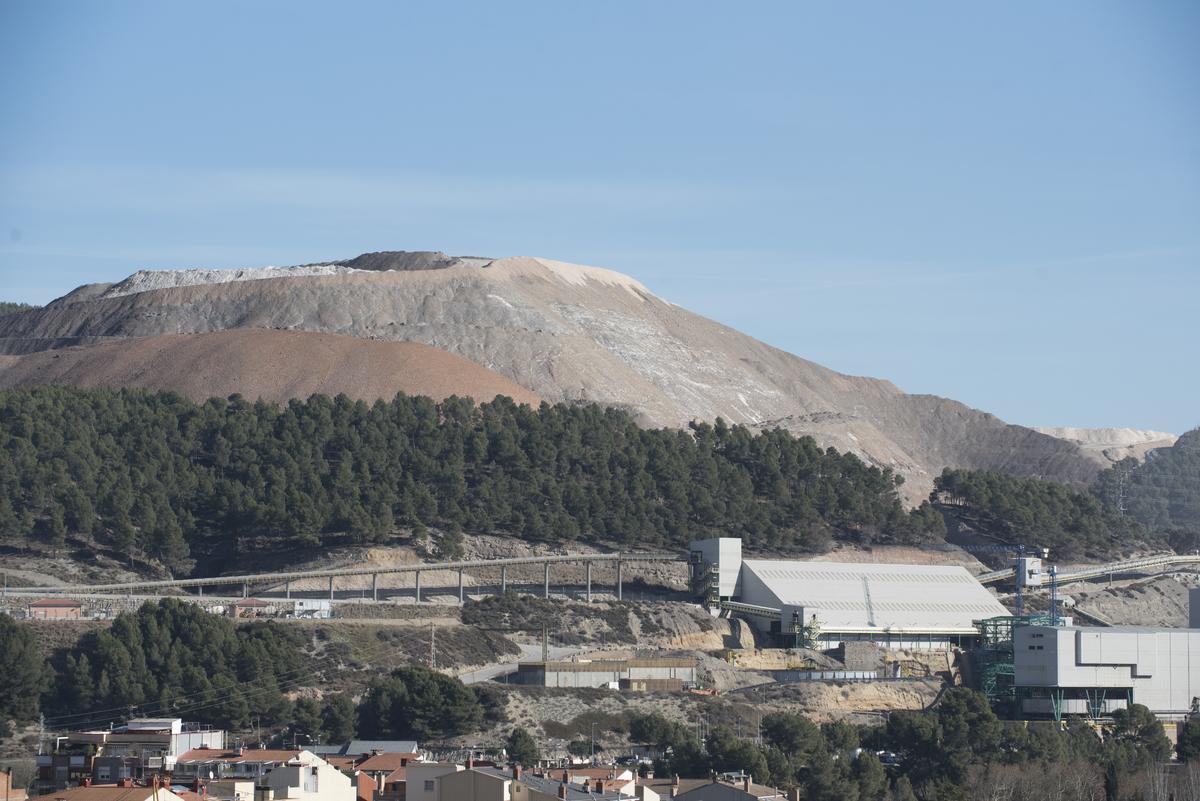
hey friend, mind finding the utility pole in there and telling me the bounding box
[430,621,436,671]
[541,624,549,662]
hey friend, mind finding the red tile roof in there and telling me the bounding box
[175,749,303,764]
[31,786,175,801]
[30,598,83,607]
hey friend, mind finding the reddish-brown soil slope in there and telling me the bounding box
[0,328,542,406]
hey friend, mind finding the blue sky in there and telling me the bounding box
[1,2,1197,433]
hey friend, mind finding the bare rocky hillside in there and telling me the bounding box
[0,328,542,406]
[0,251,1107,501]
[1033,426,1178,464]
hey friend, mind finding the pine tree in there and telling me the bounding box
[0,615,42,733]
[505,727,541,766]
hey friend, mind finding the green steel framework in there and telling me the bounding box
[689,555,720,608]
[1034,686,1133,722]
[975,614,1055,714]
[976,613,1133,721]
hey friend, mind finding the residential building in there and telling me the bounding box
[229,599,273,618]
[352,774,375,801]
[547,768,635,797]
[30,782,189,801]
[641,775,789,800]
[403,764,462,801]
[2,767,28,801]
[169,750,353,801]
[339,744,420,760]
[204,780,255,801]
[354,753,421,791]
[38,719,225,795]
[434,765,631,800]
[256,752,353,801]
[28,598,83,620]
[174,749,315,783]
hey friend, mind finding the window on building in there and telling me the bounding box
[424,780,435,792]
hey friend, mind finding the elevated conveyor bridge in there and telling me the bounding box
[975,553,1200,587]
[8,551,683,604]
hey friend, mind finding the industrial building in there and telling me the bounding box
[1014,624,1200,720]
[513,657,697,689]
[690,537,1010,648]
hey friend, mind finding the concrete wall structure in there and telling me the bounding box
[689,538,742,598]
[514,658,696,689]
[293,599,332,619]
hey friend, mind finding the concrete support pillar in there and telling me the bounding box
[372,573,378,602]
[586,561,592,603]
[415,571,422,603]
[284,581,290,599]
[501,565,507,595]
[544,562,550,599]
[458,569,464,604]
[242,583,248,599]
[328,575,334,601]
[617,560,623,601]
[198,585,203,598]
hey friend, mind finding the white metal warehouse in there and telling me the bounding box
[690,537,1010,648]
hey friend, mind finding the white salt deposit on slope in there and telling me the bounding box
[100,264,358,299]
[1035,427,1177,449]
[531,257,655,300]
[99,255,657,302]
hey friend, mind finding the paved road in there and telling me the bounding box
[458,642,584,684]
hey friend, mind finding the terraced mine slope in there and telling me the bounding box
[0,251,1109,501]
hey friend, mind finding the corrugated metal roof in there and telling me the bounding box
[741,559,1008,631]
